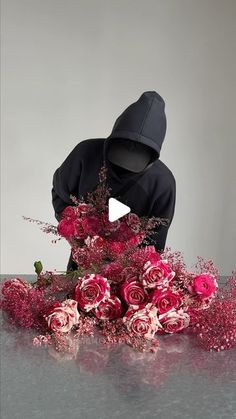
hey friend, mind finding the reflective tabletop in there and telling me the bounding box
[1,275,235,419]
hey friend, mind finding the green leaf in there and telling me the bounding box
[34,261,43,275]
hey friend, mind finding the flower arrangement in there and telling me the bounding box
[1,166,235,355]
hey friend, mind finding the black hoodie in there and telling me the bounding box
[52,91,176,255]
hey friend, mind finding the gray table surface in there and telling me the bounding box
[1,274,235,419]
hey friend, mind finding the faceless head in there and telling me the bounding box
[107,138,158,173]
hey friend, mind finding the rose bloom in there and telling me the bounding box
[81,216,102,236]
[45,299,80,333]
[158,309,190,333]
[74,274,110,311]
[150,289,183,314]
[120,280,148,306]
[142,260,175,289]
[1,278,32,300]
[192,273,218,298]
[57,218,78,239]
[123,304,162,339]
[94,295,122,320]
[61,205,80,220]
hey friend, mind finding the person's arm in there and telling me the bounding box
[146,175,176,252]
[51,144,82,222]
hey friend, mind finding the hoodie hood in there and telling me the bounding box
[105,91,167,160]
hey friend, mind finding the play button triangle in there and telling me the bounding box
[108,198,131,222]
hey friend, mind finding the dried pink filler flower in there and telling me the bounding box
[0,165,235,358]
[188,272,236,351]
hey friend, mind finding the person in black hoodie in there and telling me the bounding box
[51,91,176,272]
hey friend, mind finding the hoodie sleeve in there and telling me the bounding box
[51,144,82,222]
[147,175,176,252]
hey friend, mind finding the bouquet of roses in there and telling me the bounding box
[1,166,235,354]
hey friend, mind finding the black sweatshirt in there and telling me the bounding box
[52,91,176,252]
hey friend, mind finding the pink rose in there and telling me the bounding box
[142,260,175,289]
[94,295,122,319]
[123,304,162,339]
[46,299,80,333]
[1,278,32,300]
[120,280,148,306]
[126,213,141,233]
[192,273,218,298]
[75,274,110,311]
[61,206,80,220]
[150,289,183,314]
[57,218,77,239]
[159,309,190,333]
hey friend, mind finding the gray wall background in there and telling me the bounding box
[1,0,236,275]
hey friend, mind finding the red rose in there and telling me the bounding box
[123,304,162,339]
[81,216,102,235]
[75,274,110,311]
[159,309,190,333]
[192,273,218,299]
[45,299,80,333]
[120,280,148,306]
[150,289,183,314]
[57,218,77,239]
[61,206,80,220]
[94,295,122,319]
[142,260,175,289]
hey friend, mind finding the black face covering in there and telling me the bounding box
[107,138,155,173]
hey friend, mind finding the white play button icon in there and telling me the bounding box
[108,198,131,222]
